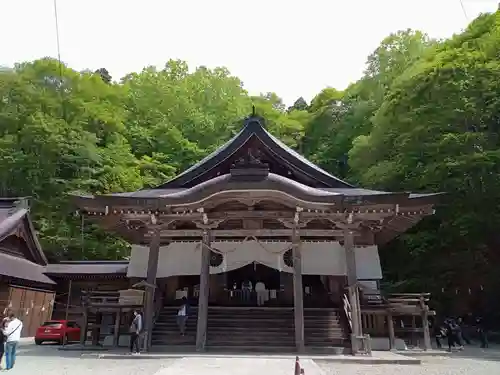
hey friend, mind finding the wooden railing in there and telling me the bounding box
[359,292,434,350]
[342,292,353,332]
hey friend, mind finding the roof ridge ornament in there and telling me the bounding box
[243,109,266,129]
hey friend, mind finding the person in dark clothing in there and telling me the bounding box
[433,322,447,349]
[476,317,488,348]
[450,319,464,348]
[457,317,471,345]
[129,310,143,354]
[444,319,463,352]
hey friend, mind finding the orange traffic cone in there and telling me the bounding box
[295,356,305,375]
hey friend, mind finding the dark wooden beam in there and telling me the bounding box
[148,229,348,238]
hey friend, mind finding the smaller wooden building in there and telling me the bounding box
[0,198,56,337]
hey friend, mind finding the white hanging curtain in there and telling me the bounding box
[126,241,382,279]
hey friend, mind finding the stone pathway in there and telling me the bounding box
[154,357,324,375]
[12,341,500,375]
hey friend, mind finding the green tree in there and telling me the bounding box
[349,12,500,314]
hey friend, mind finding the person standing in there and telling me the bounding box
[177,297,189,336]
[457,317,471,345]
[255,281,266,306]
[241,280,253,303]
[129,310,142,354]
[433,321,446,349]
[2,311,23,370]
[0,318,7,370]
[476,317,488,348]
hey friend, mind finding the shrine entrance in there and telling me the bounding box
[226,262,280,290]
[72,113,439,353]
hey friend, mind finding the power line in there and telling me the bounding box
[53,0,63,77]
[52,0,67,121]
[458,0,469,20]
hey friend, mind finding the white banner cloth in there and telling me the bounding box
[127,241,382,280]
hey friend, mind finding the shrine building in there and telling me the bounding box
[65,114,439,354]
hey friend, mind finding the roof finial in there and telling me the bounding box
[252,105,256,117]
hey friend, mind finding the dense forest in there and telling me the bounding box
[2,11,500,316]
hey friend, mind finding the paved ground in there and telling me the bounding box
[8,341,500,375]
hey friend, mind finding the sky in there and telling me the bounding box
[2,0,499,105]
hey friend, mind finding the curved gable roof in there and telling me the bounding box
[156,116,353,189]
[0,198,47,265]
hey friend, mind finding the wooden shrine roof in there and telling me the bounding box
[0,197,55,285]
[71,114,442,246]
[155,115,354,189]
[44,260,128,278]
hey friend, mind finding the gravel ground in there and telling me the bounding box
[9,343,500,375]
[318,356,500,375]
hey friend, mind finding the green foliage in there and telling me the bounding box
[0,58,300,260]
[346,12,500,314]
[3,10,500,316]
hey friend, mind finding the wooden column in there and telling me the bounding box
[344,229,362,354]
[64,279,72,321]
[79,307,88,345]
[196,229,211,351]
[420,296,432,350]
[387,312,396,350]
[143,227,161,351]
[91,312,102,346]
[292,227,305,352]
[113,310,121,347]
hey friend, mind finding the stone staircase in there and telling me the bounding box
[304,308,350,349]
[151,306,349,352]
[151,306,198,347]
[207,307,295,350]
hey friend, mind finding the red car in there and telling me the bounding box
[35,320,81,345]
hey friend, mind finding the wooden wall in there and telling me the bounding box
[0,283,54,337]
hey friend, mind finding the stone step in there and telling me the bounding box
[206,345,297,353]
[206,340,296,347]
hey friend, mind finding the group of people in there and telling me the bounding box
[234,280,268,306]
[0,310,23,371]
[434,316,488,352]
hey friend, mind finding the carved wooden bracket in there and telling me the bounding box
[193,219,225,230]
[277,218,310,229]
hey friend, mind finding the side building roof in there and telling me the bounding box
[0,198,55,286]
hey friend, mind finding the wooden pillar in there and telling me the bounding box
[292,227,305,352]
[64,279,73,321]
[387,312,396,350]
[80,308,88,345]
[344,229,362,354]
[420,296,431,350]
[143,227,161,351]
[196,229,211,351]
[92,312,102,346]
[113,310,121,347]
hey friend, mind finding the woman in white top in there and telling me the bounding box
[177,297,189,336]
[255,281,267,306]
